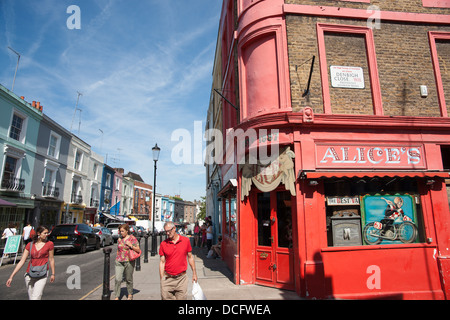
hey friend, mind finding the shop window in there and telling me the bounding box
[441,145,450,209]
[324,177,425,247]
[223,196,237,240]
[441,145,450,170]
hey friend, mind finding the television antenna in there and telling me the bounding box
[70,91,83,133]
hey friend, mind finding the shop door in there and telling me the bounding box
[255,191,294,290]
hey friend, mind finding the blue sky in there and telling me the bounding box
[0,0,222,201]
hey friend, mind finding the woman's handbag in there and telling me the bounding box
[128,247,141,261]
[28,242,48,278]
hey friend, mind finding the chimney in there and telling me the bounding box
[32,101,36,107]
[20,96,25,100]
[36,102,40,110]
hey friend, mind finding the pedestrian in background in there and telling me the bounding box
[114,224,140,300]
[200,224,207,247]
[2,223,16,239]
[6,226,55,300]
[22,222,33,246]
[193,222,200,247]
[206,222,213,252]
[159,221,197,300]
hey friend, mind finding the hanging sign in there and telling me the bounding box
[330,66,365,89]
[240,147,296,200]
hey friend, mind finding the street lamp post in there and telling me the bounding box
[151,143,160,256]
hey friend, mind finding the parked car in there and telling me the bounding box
[129,225,138,237]
[49,224,100,254]
[106,222,122,242]
[136,226,146,237]
[93,227,114,247]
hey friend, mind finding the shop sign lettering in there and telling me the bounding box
[327,196,360,206]
[316,145,424,169]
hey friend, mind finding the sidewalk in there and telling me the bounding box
[83,242,302,300]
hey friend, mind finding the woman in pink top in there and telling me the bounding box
[6,226,55,300]
[193,222,200,247]
[114,224,140,300]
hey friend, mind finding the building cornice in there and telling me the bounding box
[283,3,450,25]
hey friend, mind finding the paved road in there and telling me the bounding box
[0,246,116,300]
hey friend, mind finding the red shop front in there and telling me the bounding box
[224,113,450,300]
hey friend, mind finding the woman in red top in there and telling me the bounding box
[6,226,55,300]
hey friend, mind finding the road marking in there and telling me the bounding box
[79,275,115,300]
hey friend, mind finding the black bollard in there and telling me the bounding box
[144,233,149,263]
[135,237,141,271]
[102,247,112,300]
[151,232,157,256]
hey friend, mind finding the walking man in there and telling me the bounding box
[159,221,198,300]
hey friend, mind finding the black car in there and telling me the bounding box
[49,224,100,253]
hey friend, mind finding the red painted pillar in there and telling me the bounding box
[429,179,450,299]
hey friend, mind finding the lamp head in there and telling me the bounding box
[152,143,161,161]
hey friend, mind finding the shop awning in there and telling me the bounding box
[217,179,237,198]
[298,171,450,179]
[128,216,138,221]
[0,198,16,207]
[102,213,121,221]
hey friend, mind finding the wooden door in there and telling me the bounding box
[255,190,294,290]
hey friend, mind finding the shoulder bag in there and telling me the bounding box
[127,237,141,261]
[28,242,48,278]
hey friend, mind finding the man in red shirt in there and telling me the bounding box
[159,221,198,300]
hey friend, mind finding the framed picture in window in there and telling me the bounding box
[360,194,419,245]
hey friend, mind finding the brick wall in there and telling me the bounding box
[286,13,450,116]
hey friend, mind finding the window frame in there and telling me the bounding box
[8,110,28,143]
[316,23,383,115]
[428,31,450,117]
[74,149,83,171]
[422,0,450,8]
[47,131,61,159]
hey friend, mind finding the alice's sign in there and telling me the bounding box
[316,145,425,169]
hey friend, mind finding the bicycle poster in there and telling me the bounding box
[360,194,419,245]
